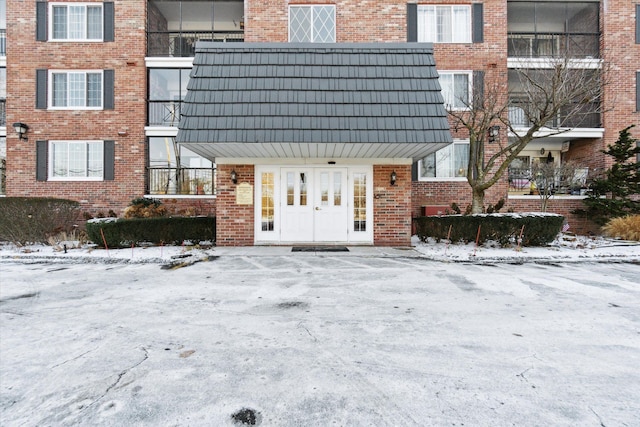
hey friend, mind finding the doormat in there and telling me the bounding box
[292,246,349,252]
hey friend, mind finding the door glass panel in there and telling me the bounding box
[286,172,294,206]
[261,172,274,231]
[353,172,366,232]
[333,172,342,206]
[320,172,329,205]
[300,173,307,206]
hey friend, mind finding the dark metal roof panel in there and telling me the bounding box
[176,43,452,154]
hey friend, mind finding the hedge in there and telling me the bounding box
[0,197,81,244]
[85,216,216,248]
[414,213,565,247]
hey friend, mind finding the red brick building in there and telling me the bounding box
[2,1,639,245]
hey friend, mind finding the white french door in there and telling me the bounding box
[255,165,372,244]
[280,168,348,242]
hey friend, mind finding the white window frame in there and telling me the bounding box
[48,140,104,181]
[48,70,104,110]
[417,5,472,44]
[418,140,470,181]
[439,71,472,111]
[49,3,104,41]
[288,5,336,43]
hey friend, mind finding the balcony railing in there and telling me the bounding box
[508,101,601,129]
[0,161,5,196]
[147,166,215,196]
[148,101,182,127]
[147,31,244,57]
[0,29,5,56]
[509,166,590,195]
[508,32,599,59]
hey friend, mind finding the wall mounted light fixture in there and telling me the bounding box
[488,125,500,143]
[13,122,29,140]
[230,170,238,184]
[390,171,397,186]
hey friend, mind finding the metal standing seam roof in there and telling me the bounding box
[176,42,453,160]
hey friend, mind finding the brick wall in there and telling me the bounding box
[373,165,412,246]
[6,0,148,216]
[215,164,255,246]
[601,0,640,170]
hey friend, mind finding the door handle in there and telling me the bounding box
[315,207,321,211]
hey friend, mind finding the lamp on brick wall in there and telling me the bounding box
[488,125,500,143]
[12,122,29,141]
[390,170,397,186]
[230,169,238,184]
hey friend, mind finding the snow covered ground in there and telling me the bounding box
[1,236,639,426]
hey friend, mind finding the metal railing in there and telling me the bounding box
[147,31,244,57]
[0,99,5,127]
[508,166,590,195]
[508,32,599,59]
[147,166,215,196]
[0,161,5,196]
[508,101,601,128]
[0,29,5,56]
[148,101,182,127]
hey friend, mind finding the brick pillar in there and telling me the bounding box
[215,164,255,246]
[373,164,412,246]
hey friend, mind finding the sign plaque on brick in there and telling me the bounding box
[236,183,253,205]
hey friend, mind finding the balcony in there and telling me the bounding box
[147,166,215,196]
[148,101,182,126]
[0,99,5,127]
[508,99,601,129]
[508,32,599,59]
[147,31,244,57]
[0,29,5,56]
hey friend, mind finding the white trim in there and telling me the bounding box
[145,127,179,137]
[145,194,216,200]
[438,70,472,111]
[509,194,588,200]
[145,57,194,68]
[48,69,104,110]
[49,3,104,42]
[216,158,414,166]
[508,57,603,70]
[48,140,105,181]
[509,127,605,139]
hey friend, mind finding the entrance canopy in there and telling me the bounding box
[176,43,452,161]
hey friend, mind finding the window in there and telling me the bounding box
[289,5,335,43]
[148,68,190,126]
[50,3,103,41]
[49,71,103,109]
[419,141,469,179]
[49,141,104,180]
[417,5,471,43]
[439,72,471,110]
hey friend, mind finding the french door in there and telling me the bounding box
[280,168,348,242]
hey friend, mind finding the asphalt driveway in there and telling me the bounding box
[1,255,639,426]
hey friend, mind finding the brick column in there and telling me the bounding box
[373,164,412,246]
[215,164,255,246]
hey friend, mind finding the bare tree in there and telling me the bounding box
[448,57,606,213]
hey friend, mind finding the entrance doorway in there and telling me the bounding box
[255,165,372,244]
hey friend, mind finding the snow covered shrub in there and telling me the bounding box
[602,215,640,241]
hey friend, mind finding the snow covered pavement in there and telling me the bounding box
[1,250,639,426]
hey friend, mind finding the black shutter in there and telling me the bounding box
[472,3,484,43]
[103,2,115,42]
[103,141,115,180]
[36,141,48,181]
[411,162,418,181]
[407,4,418,42]
[36,69,48,109]
[36,1,47,41]
[103,70,114,110]
[636,5,640,44]
[473,70,485,109]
